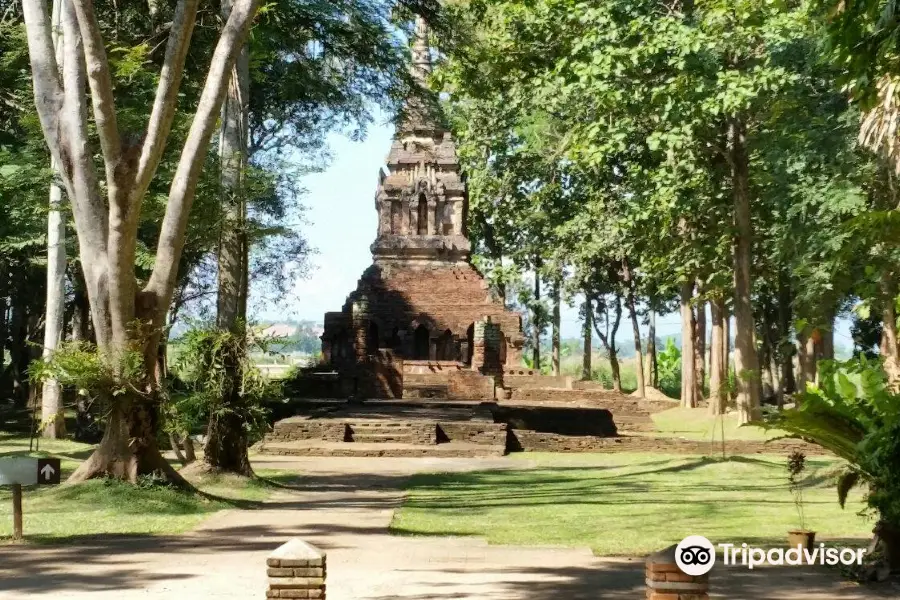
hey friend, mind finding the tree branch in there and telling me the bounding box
[60,0,113,349]
[133,0,201,208]
[70,0,122,191]
[145,0,260,324]
[21,0,65,171]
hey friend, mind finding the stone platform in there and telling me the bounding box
[258,395,826,458]
[256,402,509,458]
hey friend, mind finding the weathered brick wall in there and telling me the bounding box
[503,374,573,390]
[266,418,347,443]
[322,263,524,371]
[645,545,709,600]
[508,430,622,452]
[348,422,435,445]
[267,539,326,599]
[447,370,495,400]
[438,421,507,445]
[507,388,675,413]
[472,317,504,380]
[354,354,403,399]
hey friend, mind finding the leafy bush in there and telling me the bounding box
[761,356,900,569]
[29,340,145,398]
[657,338,682,398]
[166,324,279,442]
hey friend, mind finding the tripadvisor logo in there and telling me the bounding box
[676,535,716,576]
[675,535,867,574]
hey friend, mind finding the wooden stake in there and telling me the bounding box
[12,483,23,540]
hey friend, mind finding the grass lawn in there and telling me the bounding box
[0,435,292,542]
[391,452,874,556]
[651,406,786,442]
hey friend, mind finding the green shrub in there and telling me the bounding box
[657,339,682,398]
[166,324,280,442]
[761,356,900,567]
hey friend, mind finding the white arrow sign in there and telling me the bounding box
[40,463,56,481]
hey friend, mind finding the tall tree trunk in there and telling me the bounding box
[551,280,560,376]
[532,263,541,370]
[592,295,622,392]
[627,297,645,399]
[608,297,622,392]
[41,176,67,438]
[0,264,7,395]
[695,296,706,401]
[797,326,820,388]
[206,15,252,476]
[623,259,645,398]
[821,312,835,361]
[729,116,761,423]
[680,281,697,408]
[41,0,67,439]
[169,432,187,465]
[648,310,658,388]
[582,297,592,380]
[71,268,92,342]
[9,274,29,408]
[709,296,727,415]
[777,273,796,396]
[880,276,900,388]
[760,325,774,401]
[609,345,621,392]
[183,434,197,462]
[723,303,730,382]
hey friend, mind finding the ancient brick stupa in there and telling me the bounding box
[319,16,523,397]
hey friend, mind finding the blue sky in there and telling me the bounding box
[264,116,856,350]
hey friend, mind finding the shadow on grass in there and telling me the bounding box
[0,462,893,599]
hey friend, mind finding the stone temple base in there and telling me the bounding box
[256,402,508,458]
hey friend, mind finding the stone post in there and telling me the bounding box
[645,545,709,600]
[266,538,326,599]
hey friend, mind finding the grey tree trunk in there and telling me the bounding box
[593,297,622,392]
[881,276,900,388]
[680,281,697,408]
[582,297,592,380]
[206,5,252,475]
[532,265,541,370]
[709,296,726,415]
[797,327,818,389]
[627,296,645,399]
[648,310,658,388]
[729,116,761,423]
[777,274,796,395]
[622,259,644,398]
[695,296,706,401]
[551,281,560,376]
[41,0,67,439]
[723,304,730,382]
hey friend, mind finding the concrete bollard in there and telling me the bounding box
[646,544,709,600]
[266,539,326,599]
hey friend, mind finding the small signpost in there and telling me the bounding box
[0,456,61,540]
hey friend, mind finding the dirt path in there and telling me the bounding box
[0,455,895,599]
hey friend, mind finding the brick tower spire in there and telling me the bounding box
[370,16,470,264]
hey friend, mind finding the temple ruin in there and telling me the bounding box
[317,17,524,400]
